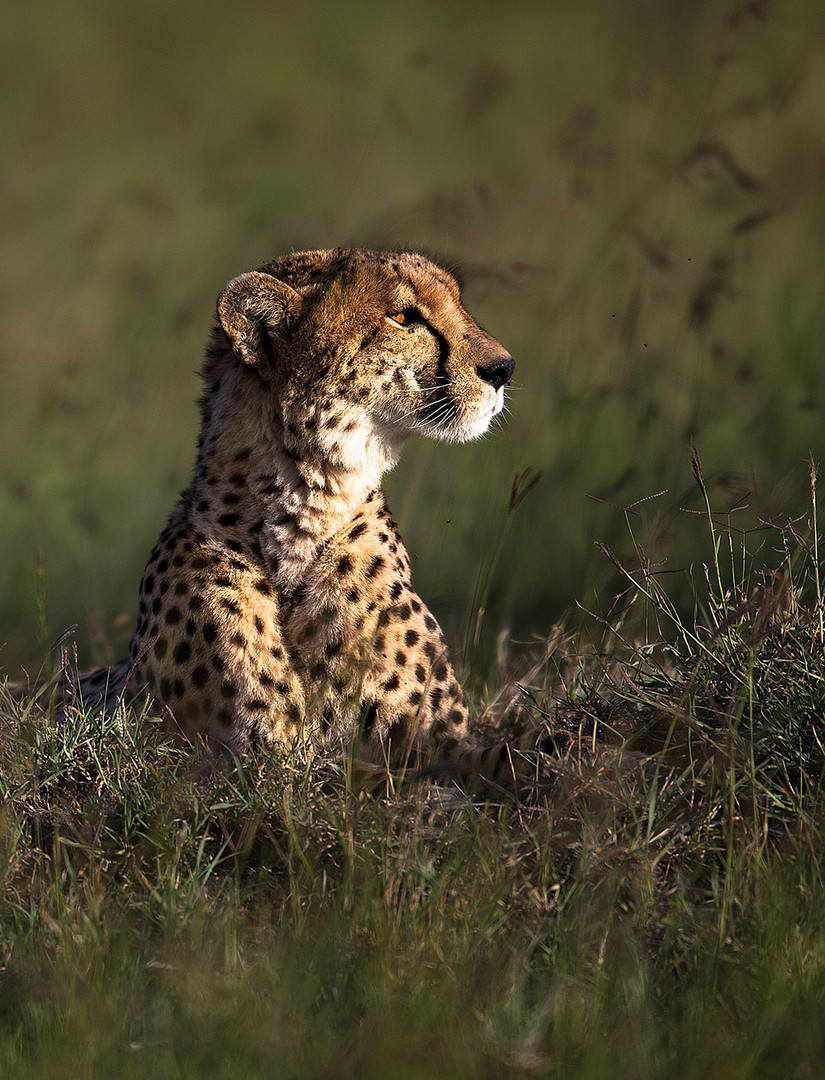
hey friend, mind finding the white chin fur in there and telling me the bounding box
[439,408,496,444]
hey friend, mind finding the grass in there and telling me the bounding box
[3,455,825,1077]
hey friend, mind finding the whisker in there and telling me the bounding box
[422,401,457,431]
[393,395,450,424]
[383,385,441,396]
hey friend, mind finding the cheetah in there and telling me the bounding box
[13,249,514,768]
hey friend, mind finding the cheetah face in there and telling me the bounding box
[216,248,514,471]
[375,282,514,446]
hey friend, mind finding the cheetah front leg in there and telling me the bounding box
[279,502,471,766]
[130,526,307,755]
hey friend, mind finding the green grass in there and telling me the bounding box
[4,458,825,1077]
[4,1,825,1075]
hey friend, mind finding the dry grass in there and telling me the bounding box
[3,457,825,1077]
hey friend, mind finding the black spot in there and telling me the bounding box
[424,615,437,631]
[165,606,182,625]
[157,559,168,574]
[337,555,353,575]
[245,699,268,711]
[222,492,241,506]
[430,687,443,710]
[174,580,188,596]
[230,632,246,649]
[220,680,236,699]
[152,598,162,616]
[424,642,437,660]
[172,554,186,568]
[405,629,419,647]
[366,556,384,578]
[173,641,191,665]
[221,598,241,615]
[397,603,412,620]
[346,587,361,603]
[258,671,275,688]
[415,664,426,683]
[254,579,272,595]
[395,651,407,666]
[192,665,209,688]
[326,639,342,657]
[211,654,225,672]
[216,707,233,727]
[390,582,403,601]
[228,472,245,486]
[411,599,422,613]
[172,680,185,699]
[203,622,218,644]
[409,690,422,706]
[348,522,367,541]
[276,681,289,695]
[375,634,386,651]
[271,646,284,661]
[143,573,155,593]
[226,539,244,554]
[189,595,204,611]
[450,708,464,726]
[159,677,171,699]
[215,575,233,588]
[435,664,448,682]
[153,638,168,659]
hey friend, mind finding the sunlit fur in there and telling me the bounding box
[25,249,515,768]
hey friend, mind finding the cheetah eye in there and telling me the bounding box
[386,307,422,327]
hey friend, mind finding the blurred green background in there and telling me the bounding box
[2,0,825,672]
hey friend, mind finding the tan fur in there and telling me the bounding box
[13,249,515,767]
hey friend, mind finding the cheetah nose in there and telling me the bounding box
[476,353,515,392]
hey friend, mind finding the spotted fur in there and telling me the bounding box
[12,249,514,767]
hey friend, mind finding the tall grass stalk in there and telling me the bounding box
[4,457,825,1076]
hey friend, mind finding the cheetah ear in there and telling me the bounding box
[217,271,304,365]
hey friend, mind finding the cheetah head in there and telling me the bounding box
[214,248,514,476]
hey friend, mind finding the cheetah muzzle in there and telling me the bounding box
[21,249,515,769]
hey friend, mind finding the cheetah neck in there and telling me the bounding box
[256,446,390,592]
[190,370,399,592]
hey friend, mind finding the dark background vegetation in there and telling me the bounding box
[4,4,825,1077]
[3,0,825,673]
